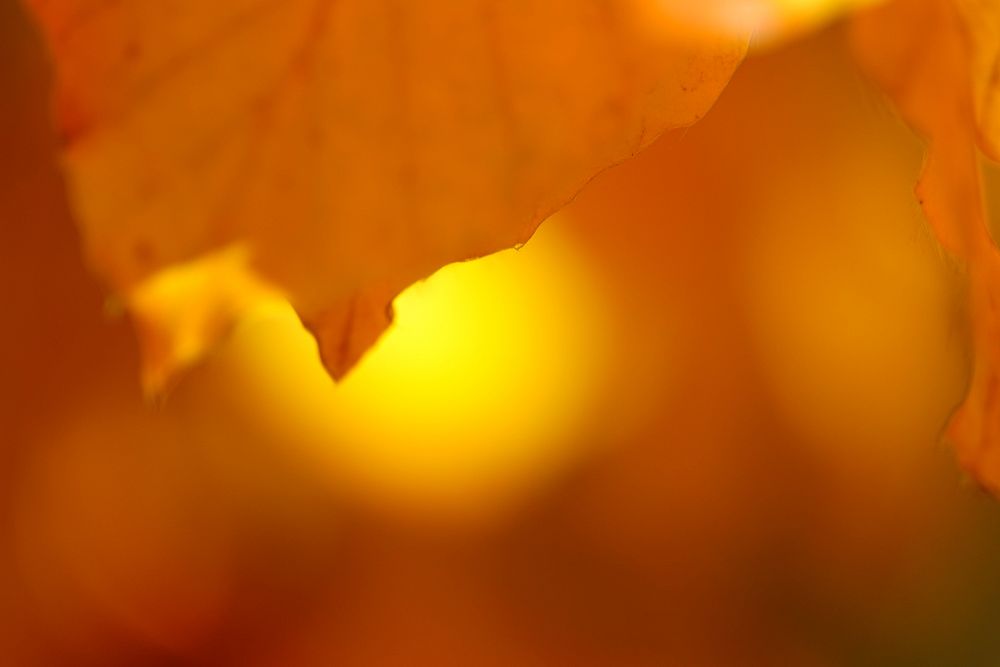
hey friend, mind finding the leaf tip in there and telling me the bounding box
[303,292,395,382]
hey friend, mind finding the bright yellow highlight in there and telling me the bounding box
[225,219,609,521]
[655,0,883,43]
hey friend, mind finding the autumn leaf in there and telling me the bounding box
[22,0,747,390]
[24,0,1000,498]
[10,5,1000,662]
[852,0,1000,489]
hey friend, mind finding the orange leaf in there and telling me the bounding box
[852,0,1000,489]
[23,0,746,389]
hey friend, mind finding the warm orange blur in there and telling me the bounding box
[3,3,1000,666]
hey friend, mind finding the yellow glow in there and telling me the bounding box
[653,0,883,42]
[221,218,609,521]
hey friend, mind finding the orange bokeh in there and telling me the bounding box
[3,3,1000,665]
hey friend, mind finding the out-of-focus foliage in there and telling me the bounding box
[27,0,1000,500]
[22,0,745,388]
[18,0,900,391]
[7,0,1000,659]
[852,0,1000,490]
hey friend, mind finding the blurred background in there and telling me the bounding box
[4,1,1000,664]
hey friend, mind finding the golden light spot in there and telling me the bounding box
[222,219,610,522]
[652,0,883,43]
